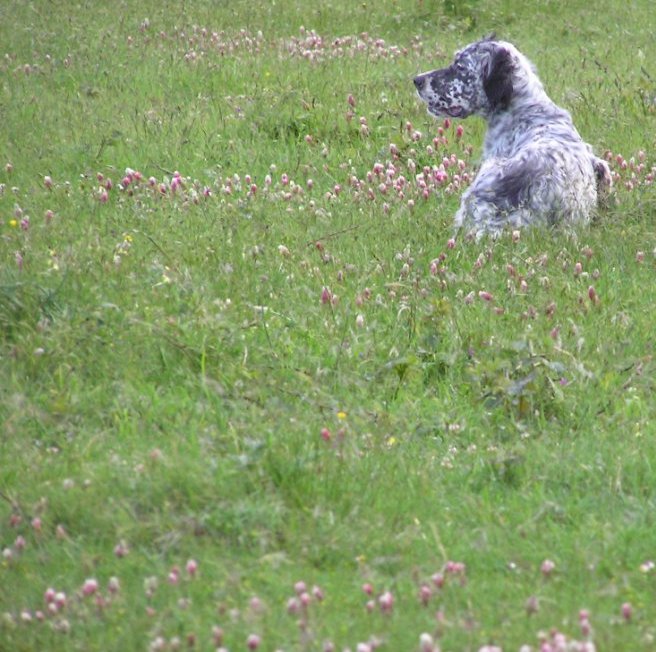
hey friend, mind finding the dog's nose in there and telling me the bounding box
[413,76,423,89]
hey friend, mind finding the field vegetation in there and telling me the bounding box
[1,1,655,650]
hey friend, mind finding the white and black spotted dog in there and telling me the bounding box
[414,37,611,237]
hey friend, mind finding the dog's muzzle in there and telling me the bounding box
[413,74,428,92]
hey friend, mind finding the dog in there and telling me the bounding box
[414,37,611,237]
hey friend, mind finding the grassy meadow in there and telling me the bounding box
[1,0,655,650]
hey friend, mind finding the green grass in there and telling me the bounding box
[1,1,655,650]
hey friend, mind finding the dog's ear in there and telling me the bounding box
[483,47,514,111]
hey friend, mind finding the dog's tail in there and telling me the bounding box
[593,157,612,207]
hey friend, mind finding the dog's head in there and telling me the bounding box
[414,38,517,119]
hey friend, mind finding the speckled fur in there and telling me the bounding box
[414,38,611,238]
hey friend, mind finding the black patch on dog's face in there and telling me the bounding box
[483,46,514,111]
